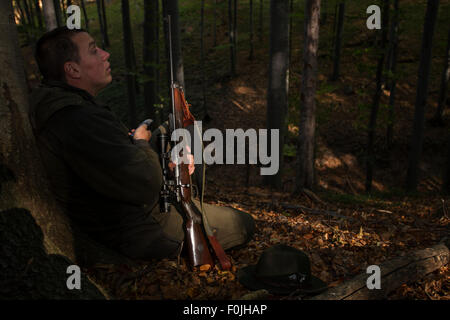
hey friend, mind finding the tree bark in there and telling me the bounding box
[365,0,390,192]
[406,0,440,192]
[309,243,449,300]
[42,0,57,32]
[121,0,137,128]
[265,0,290,190]
[296,0,321,191]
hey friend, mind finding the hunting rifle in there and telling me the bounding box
[157,15,231,270]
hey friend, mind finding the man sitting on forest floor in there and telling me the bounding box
[29,27,254,261]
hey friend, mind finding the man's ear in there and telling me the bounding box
[64,61,81,80]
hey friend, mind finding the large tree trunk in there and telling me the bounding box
[406,0,440,192]
[365,0,390,192]
[296,0,321,191]
[309,243,449,300]
[143,0,159,124]
[0,1,125,299]
[265,0,290,190]
[42,0,57,31]
[121,0,138,128]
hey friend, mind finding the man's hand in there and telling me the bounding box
[168,147,195,175]
[130,123,152,142]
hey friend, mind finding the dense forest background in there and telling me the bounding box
[2,0,449,300]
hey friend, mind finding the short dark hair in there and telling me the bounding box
[35,27,87,82]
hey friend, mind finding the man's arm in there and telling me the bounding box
[48,105,163,206]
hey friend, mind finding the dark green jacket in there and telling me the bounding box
[29,80,163,241]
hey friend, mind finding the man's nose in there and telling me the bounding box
[100,48,110,60]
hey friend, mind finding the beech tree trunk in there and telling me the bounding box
[42,0,57,31]
[406,0,440,192]
[296,0,321,191]
[309,243,449,300]
[265,0,290,190]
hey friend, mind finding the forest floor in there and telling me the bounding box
[20,0,449,300]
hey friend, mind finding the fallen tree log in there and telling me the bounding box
[309,242,449,300]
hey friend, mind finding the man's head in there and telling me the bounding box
[35,27,112,96]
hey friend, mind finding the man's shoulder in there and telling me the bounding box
[29,83,107,133]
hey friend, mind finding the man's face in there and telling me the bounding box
[69,32,112,94]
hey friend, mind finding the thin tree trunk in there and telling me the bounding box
[233,0,237,70]
[296,0,321,191]
[228,0,236,77]
[432,27,450,124]
[42,0,57,31]
[16,0,26,25]
[53,0,62,27]
[265,0,290,189]
[214,0,217,47]
[289,0,293,64]
[143,0,159,124]
[249,0,254,60]
[366,0,390,193]
[406,0,440,192]
[200,0,207,118]
[386,0,399,149]
[34,0,43,29]
[330,1,345,81]
[61,0,67,21]
[22,0,33,26]
[96,0,106,49]
[101,0,110,47]
[80,0,89,31]
[258,0,263,41]
[121,0,137,127]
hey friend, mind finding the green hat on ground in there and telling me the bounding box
[237,244,328,295]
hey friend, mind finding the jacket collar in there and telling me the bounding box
[42,79,96,103]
